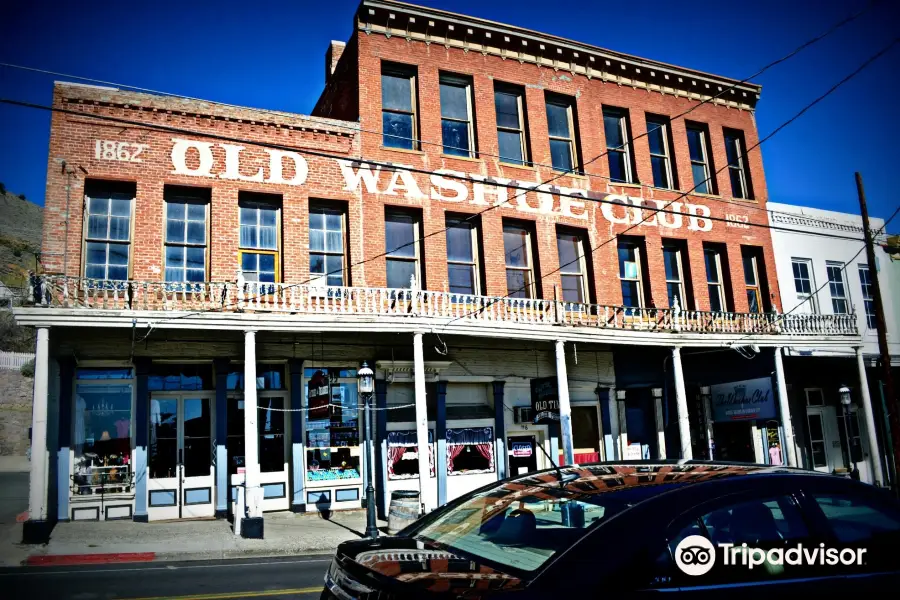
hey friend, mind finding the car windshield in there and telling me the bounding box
[413,475,678,574]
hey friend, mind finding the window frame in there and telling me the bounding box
[858,264,876,329]
[826,261,849,314]
[742,251,763,314]
[503,221,538,299]
[545,94,578,173]
[385,208,423,290]
[791,258,818,314]
[617,238,646,308]
[646,115,675,190]
[163,189,210,284]
[239,197,281,284]
[724,128,751,199]
[82,183,135,282]
[308,202,348,288]
[704,246,727,313]
[381,62,418,151]
[445,215,481,296]
[557,228,590,304]
[662,240,688,310]
[686,124,714,195]
[439,72,477,158]
[603,107,635,184]
[494,82,528,166]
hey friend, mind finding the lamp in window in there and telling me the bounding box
[616,390,626,402]
[358,361,377,539]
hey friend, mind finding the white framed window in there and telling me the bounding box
[381,63,418,150]
[164,187,208,284]
[826,261,849,314]
[309,204,346,287]
[494,83,528,165]
[440,73,476,158]
[385,209,421,289]
[84,182,135,281]
[742,249,764,313]
[646,115,674,190]
[858,264,876,329]
[446,215,480,296]
[724,129,751,199]
[239,195,280,283]
[687,125,714,195]
[447,427,495,476]
[617,239,645,308]
[704,246,728,312]
[503,222,537,299]
[662,240,688,309]
[557,229,589,304]
[387,430,435,479]
[545,94,578,172]
[603,108,634,184]
[791,258,817,313]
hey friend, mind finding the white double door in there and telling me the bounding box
[806,405,871,481]
[148,393,215,520]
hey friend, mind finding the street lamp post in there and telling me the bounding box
[839,385,855,477]
[358,362,378,539]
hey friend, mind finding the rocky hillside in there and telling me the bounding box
[0,185,42,289]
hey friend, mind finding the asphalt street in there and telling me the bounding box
[0,554,332,599]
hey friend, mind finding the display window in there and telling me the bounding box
[304,367,361,483]
[73,367,135,495]
[225,363,288,475]
[447,427,494,475]
[387,430,435,479]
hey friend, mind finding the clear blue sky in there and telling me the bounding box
[1,0,897,222]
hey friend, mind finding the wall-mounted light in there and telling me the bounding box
[700,386,711,397]
[651,388,663,399]
[839,385,851,406]
[358,361,374,395]
[616,390,627,402]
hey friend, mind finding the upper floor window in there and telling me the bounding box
[646,115,675,190]
[617,238,646,308]
[495,83,528,166]
[385,209,422,289]
[791,258,817,313]
[164,186,209,283]
[724,129,752,199]
[84,180,135,281]
[309,202,346,287]
[446,215,480,296]
[503,222,537,299]
[662,240,689,309]
[827,261,849,314]
[858,264,876,328]
[603,108,635,184]
[545,94,578,172]
[381,63,417,150]
[742,248,766,313]
[687,124,715,195]
[440,73,476,158]
[239,193,280,283]
[557,229,589,304]
[704,245,728,312]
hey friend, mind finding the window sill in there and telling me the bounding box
[380,146,425,156]
[497,161,536,172]
[441,153,483,163]
[609,181,642,189]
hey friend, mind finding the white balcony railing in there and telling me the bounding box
[24,275,859,337]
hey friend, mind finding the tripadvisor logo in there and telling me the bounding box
[674,536,867,576]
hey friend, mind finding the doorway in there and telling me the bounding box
[507,435,538,476]
[148,393,215,520]
[806,406,843,473]
[711,421,755,463]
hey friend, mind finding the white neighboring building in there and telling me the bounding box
[768,202,897,487]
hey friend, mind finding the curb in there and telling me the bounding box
[26,552,156,566]
[23,548,338,567]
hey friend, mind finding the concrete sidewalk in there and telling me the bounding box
[3,511,389,567]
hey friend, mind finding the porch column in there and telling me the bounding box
[493,381,507,480]
[243,331,262,522]
[616,390,628,458]
[436,380,448,506]
[24,327,50,543]
[413,332,435,512]
[598,387,614,461]
[654,390,667,460]
[555,341,575,465]
[375,379,388,520]
[606,387,620,460]
[671,347,693,460]
[56,359,74,522]
[133,358,151,522]
[214,359,230,517]
[288,359,305,512]
[701,387,714,459]
[773,347,798,467]
[856,347,884,486]
[751,425,765,464]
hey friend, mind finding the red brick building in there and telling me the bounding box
[16,1,858,538]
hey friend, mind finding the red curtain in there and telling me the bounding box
[475,443,494,470]
[388,446,407,476]
[447,445,465,472]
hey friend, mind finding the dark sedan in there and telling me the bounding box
[323,461,900,598]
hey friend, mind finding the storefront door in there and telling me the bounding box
[806,406,843,473]
[507,435,538,476]
[148,393,215,520]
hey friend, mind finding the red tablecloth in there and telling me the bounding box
[559,452,600,464]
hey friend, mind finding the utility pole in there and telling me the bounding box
[856,172,899,491]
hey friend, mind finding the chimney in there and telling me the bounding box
[325,41,346,83]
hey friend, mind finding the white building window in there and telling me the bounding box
[704,246,728,312]
[440,73,476,158]
[662,241,688,309]
[164,187,208,284]
[724,129,752,199]
[646,115,674,190]
[84,182,134,281]
[826,262,849,314]
[603,108,634,184]
[495,83,528,165]
[309,204,346,287]
[239,195,280,284]
[545,94,578,172]
[385,209,421,289]
[446,216,480,296]
[387,430,435,479]
[503,222,537,299]
[858,264,876,329]
[687,125,714,195]
[447,427,494,475]
[557,229,589,304]
[618,239,645,308]
[791,258,817,313]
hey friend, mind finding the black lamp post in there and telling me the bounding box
[358,362,378,539]
[839,385,854,475]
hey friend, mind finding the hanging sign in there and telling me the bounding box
[511,441,533,458]
[530,377,560,425]
[308,369,330,420]
[711,377,777,422]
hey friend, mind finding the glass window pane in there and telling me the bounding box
[704,251,719,283]
[561,274,583,303]
[607,152,627,183]
[747,289,760,313]
[506,269,529,298]
[743,255,757,285]
[186,247,205,270]
[383,112,414,149]
[260,208,276,227]
[165,267,183,282]
[663,247,680,281]
[242,253,258,271]
[325,212,342,231]
[382,73,413,112]
[387,259,416,289]
[259,226,277,250]
[386,213,416,257]
[167,202,186,220]
[687,128,705,162]
[556,234,580,273]
[621,281,640,307]
[309,229,325,252]
[503,227,528,267]
[651,156,670,189]
[448,264,475,295]
[309,253,325,275]
[165,245,184,268]
[813,494,900,544]
[730,169,745,198]
[692,164,710,194]
[603,113,624,148]
[89,196,109,216]
[549,139,573,171]
[187,203,206,221]
[646,120,666,155]
[495,91,520,129]
[108,216,130,241]
[440,81,469,120]
[309,210,324,232]
[617,244,636,276]
[446,222,474,262]
[240,207,256,226]
[186,268,205,282]
[88,215,108,239]
[187,221,206,244]
[725,135,740,165]
[667,282,681,307]
[546,102,570,138]
[258,253,275,272]
[110,198,132,217]
[86,242,107,267]
[325,254,344,281]
[86,264,105,279]
[166,219,184,244]
[108,243,129,266]
[325,231,343,254]
[498,130,524,164]
[107,265,128,281]
[442,119,471,156]
[240,225,258,248]
[709,285,723,312]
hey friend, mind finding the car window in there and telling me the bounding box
[812,493,900,544]
[701,495,809,546]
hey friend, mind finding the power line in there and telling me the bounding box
[0,0,879,218]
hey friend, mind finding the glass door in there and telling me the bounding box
[148,393,214,520]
